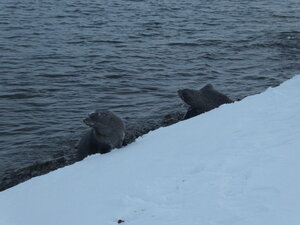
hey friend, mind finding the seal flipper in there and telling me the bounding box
[96,142,112,154]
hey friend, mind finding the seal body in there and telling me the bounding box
[77,110,125,160]
[178,84,233,119]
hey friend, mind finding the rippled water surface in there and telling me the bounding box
[1,0,300,187]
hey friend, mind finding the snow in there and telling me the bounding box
[1,75,300,225]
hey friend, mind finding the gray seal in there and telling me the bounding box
[77,110,125,160]
[178,84,233,119]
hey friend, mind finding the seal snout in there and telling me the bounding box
[88,110,96,116]
[177,89,183,97]
[83,117,95,127]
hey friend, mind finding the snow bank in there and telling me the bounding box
[1,75,300,225]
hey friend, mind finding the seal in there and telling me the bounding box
[77,110,125,160]
[178,84,233,119]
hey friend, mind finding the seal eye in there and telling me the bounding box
[89,113,98,120]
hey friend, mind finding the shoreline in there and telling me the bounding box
[0,111,184,192]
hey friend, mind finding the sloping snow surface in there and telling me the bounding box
[1,75,300,225]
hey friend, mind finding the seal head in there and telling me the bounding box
[178,84,232,119]
[77,110,125,160]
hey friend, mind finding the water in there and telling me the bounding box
[1,0,299,189]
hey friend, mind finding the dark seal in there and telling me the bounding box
[178,84,233,119]
[77,110,125,160]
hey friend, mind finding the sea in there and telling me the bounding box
[0,0,299,190]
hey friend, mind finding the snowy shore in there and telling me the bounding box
[1,75,300,225]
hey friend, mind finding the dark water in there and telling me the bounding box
[1,0,300,189]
